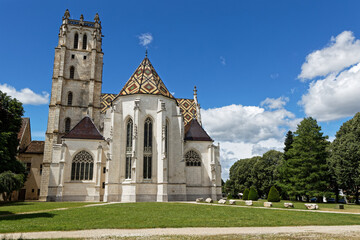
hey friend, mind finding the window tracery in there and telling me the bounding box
[185,150,201,166]
[71,150,94,181]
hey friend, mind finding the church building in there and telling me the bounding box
[39,10,221,202]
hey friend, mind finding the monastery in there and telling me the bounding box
[17,10,221,202]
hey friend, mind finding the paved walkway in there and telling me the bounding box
[1,225,360,239]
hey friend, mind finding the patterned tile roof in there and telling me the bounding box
[176,98,198,126]
[101,94,198,127]
[101,93,116,113]
[118,57,175,100]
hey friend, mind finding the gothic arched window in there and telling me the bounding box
[65,118,71,133]
[70,66,75,79]
[82,34,87,50]
[185,150,201,167]
[143,117,152,179]
[74,33,79,49]
[67,92,73,106]
[125,118,133,179]
[71,150,94,181]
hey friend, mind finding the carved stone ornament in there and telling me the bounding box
[134,124,138,139]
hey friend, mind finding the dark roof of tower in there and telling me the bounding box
[118,57,175,100]
[184,119,212,141]
[62,116,104,140]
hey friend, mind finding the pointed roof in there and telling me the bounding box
[62,116,104,140]
[118,57,175,100]
[184,119,213,141]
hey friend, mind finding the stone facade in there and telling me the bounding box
[40,10,221,202]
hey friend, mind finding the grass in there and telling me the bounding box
[1,202,360,233]
[0,201,98,216]
[211,199,360,213]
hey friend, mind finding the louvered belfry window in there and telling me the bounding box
[74,33,79,49]
[82,34,87,50]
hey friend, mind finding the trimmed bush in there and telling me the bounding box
[248,186,259,201]
[267,186,280,202]
[243,188,249,200]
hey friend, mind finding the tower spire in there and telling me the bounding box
[193,86,202,125]
[145,49,148,58]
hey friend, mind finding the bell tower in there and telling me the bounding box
[40,10,104,200]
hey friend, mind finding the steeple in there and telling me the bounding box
[118,56,175,100]
[193,86,202,125]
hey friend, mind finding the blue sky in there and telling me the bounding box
[2,0,360,179]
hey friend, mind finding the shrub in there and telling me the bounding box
[227,193,234,199]
[248,186,259,201]
[0,171,25,201]
[243,188,249,200]
[267,186,280,202]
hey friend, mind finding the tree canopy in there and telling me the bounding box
[225,150,282,198]
[330,112,360,204]
[0,90,25,174]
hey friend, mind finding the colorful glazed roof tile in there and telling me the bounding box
[101,95,198,127]
[184,119,212,141]
[118,57,175,100]
[62,116,104,140]
[101,93,116,113]
[176,98,198,126]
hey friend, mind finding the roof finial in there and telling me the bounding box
[145,49,148,58]
[63,9,70,19]
[193,86,197,96]
[80,14,84,22]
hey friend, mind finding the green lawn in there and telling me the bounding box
[217,199,360,213]
[0,201,98,216]
[1,202,360,233]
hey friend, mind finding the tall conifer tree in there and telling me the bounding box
[283,117,330,201]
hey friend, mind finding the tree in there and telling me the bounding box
[330,112,360,204]
[0,171,24,201]
[250,150,282,198]
[0,90,25,174]
[267,186,280,202]
[243,188,249,200]
[248,186,259,200]
[282,117,330,201]
[278,131,294,199]
[284,131,294,159]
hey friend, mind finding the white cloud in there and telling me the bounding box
[261,97,289,110]
[300,63,360,121]
[220,56,226,66]
[201,100,300,179]
[299,31,360,80]
[0,83,49,105]
[299,31,360,121]
[138,33,153,47]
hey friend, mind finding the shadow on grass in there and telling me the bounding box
[0,211,13,216]
[0,201,32,207]
[0,212,55,221]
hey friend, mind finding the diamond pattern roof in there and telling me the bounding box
[119,57,175,100]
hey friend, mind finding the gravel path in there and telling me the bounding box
[1,225,360,239]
